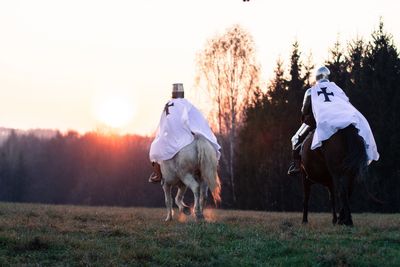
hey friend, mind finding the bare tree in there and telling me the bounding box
[196,25,260,203]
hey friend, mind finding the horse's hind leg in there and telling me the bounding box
[162,183,173,221]
[337,176,353,226]
[302,175,311,224]
[199,181,208,213]
[328,181,337,225]
[181,174,203,220]
[175,183,191,215]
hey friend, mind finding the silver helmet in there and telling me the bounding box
[315,66,330,82]
[172,83,184,98]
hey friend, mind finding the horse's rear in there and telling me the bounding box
[161,135,221,221]
[301,125,367,225]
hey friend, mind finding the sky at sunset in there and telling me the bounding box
[0,0,399,135]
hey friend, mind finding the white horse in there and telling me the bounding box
[160,134,221,221]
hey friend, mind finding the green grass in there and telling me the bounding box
[0,202,399,266]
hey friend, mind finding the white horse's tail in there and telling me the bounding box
[196,135,221,204]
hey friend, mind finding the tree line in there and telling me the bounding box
[0,131,164,206]
[0,21,399,212]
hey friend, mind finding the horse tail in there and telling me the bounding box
[342,125,368,179]
[196,135,221,205]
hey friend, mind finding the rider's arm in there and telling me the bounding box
[301,89,312,117]
[301,88,315,127]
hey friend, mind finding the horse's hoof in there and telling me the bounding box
[338,216,352,226]
[344,219,353,227]
[332,218,338,225]
[337,215,344,225]
[195,213,205,220]
[182,207,191,215]
[302,220,308,224]
[165,216,172,222]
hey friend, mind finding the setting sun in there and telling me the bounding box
[92,94,135,129]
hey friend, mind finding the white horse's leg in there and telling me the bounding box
[175,183,191,215]
[181,174,203,219]
[199,181,208,213]
[162,183,173,221]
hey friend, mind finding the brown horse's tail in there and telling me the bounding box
[196,135,221,205]
[342,125,368,179]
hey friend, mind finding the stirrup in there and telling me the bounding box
[287,163,301,176]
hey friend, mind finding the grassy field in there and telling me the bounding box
[0,202,399,266]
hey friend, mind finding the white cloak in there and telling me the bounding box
[149,98,221,162]
[310,81,379,164]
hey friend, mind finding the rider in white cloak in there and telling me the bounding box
[148,83,221,183]
[287,66,379,176]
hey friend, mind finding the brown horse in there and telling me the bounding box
[300,124,367,226]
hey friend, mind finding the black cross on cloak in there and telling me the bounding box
[317,87,334,102]
[164,102,174,116]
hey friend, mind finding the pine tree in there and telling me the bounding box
[268,58,287,106]
[325,38,348,89]
[361,20,400,211]
[303,52,315,89]
[345,37,366,107]
[236,55,306,210]
[287,41,305,113]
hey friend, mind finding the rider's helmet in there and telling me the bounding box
[315,66,330,83]
[172,83,184,99]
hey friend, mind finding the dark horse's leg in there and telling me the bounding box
[337,175,353,226]
[327,181,337,225]
[302,173,311,224]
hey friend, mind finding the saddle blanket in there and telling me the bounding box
[149,98,221,162]
[310,81,379,164]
